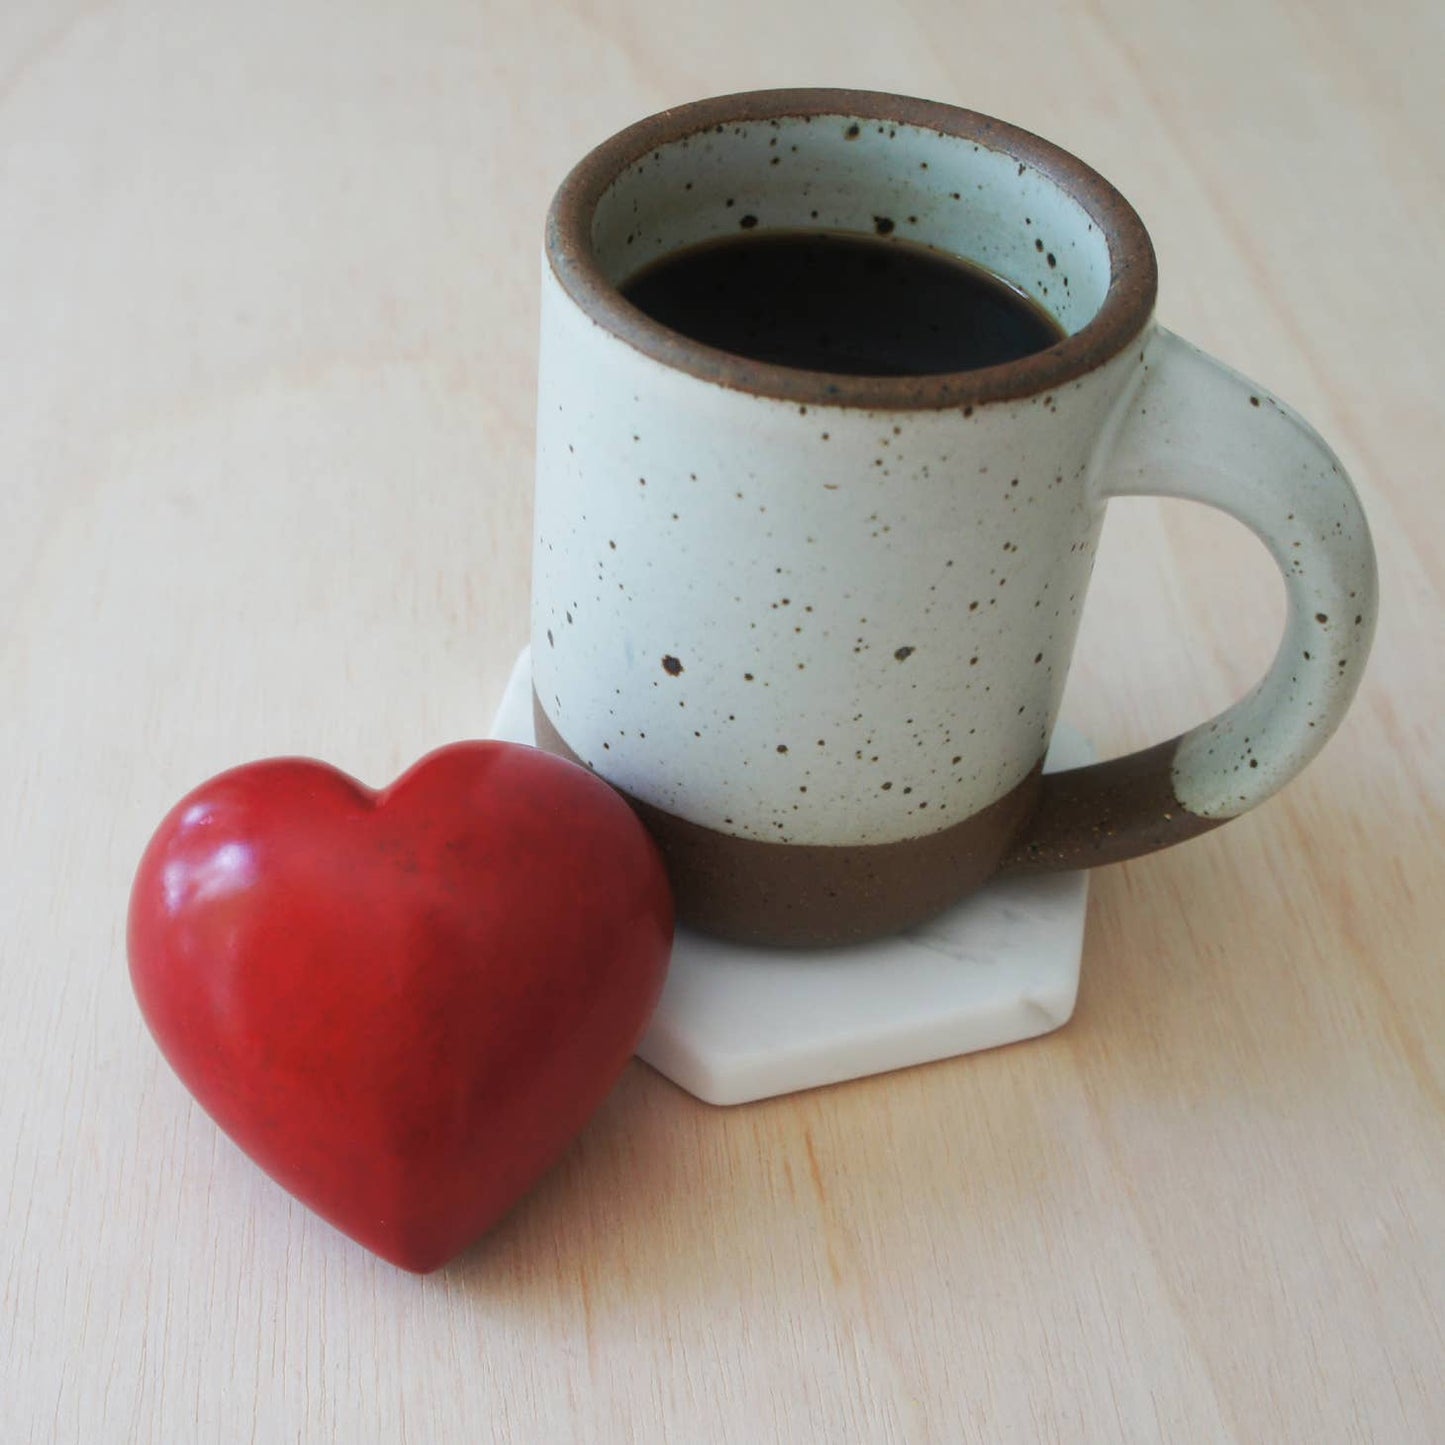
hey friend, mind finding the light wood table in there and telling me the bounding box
[3,1,1441,1439]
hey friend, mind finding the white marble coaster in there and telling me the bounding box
[491,648,1092,1105]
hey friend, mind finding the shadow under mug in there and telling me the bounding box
[531,89,1377,947]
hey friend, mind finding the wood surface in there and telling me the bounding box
[2,0,1441,1439]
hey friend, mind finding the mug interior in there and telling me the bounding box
[547,90,1156,408]
[595,121,1109,331]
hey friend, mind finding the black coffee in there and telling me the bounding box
[621,230,1064,376]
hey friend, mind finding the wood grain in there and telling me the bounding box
[2,0,1441,1439]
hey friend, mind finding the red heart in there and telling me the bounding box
[128,741,673,1272]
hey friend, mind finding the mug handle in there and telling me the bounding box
[1000,327,1378,875]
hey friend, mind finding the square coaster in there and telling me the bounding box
[491,648,1091,1105]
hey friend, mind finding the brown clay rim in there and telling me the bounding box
[546,89,1158,410]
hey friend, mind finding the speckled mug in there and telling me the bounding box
[532,90,1378,947]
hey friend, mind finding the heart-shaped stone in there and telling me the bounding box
[128,741,673,1272]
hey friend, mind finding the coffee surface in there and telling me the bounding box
[621,230,1064,376]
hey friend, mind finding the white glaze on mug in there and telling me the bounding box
[533,113,1143,848]
[534,271,1140,846]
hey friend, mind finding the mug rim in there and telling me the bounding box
[546,88,1158,410]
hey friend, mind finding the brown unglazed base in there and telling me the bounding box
[533,697,1043,948]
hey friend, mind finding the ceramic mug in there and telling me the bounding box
[531,89,1377,947]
